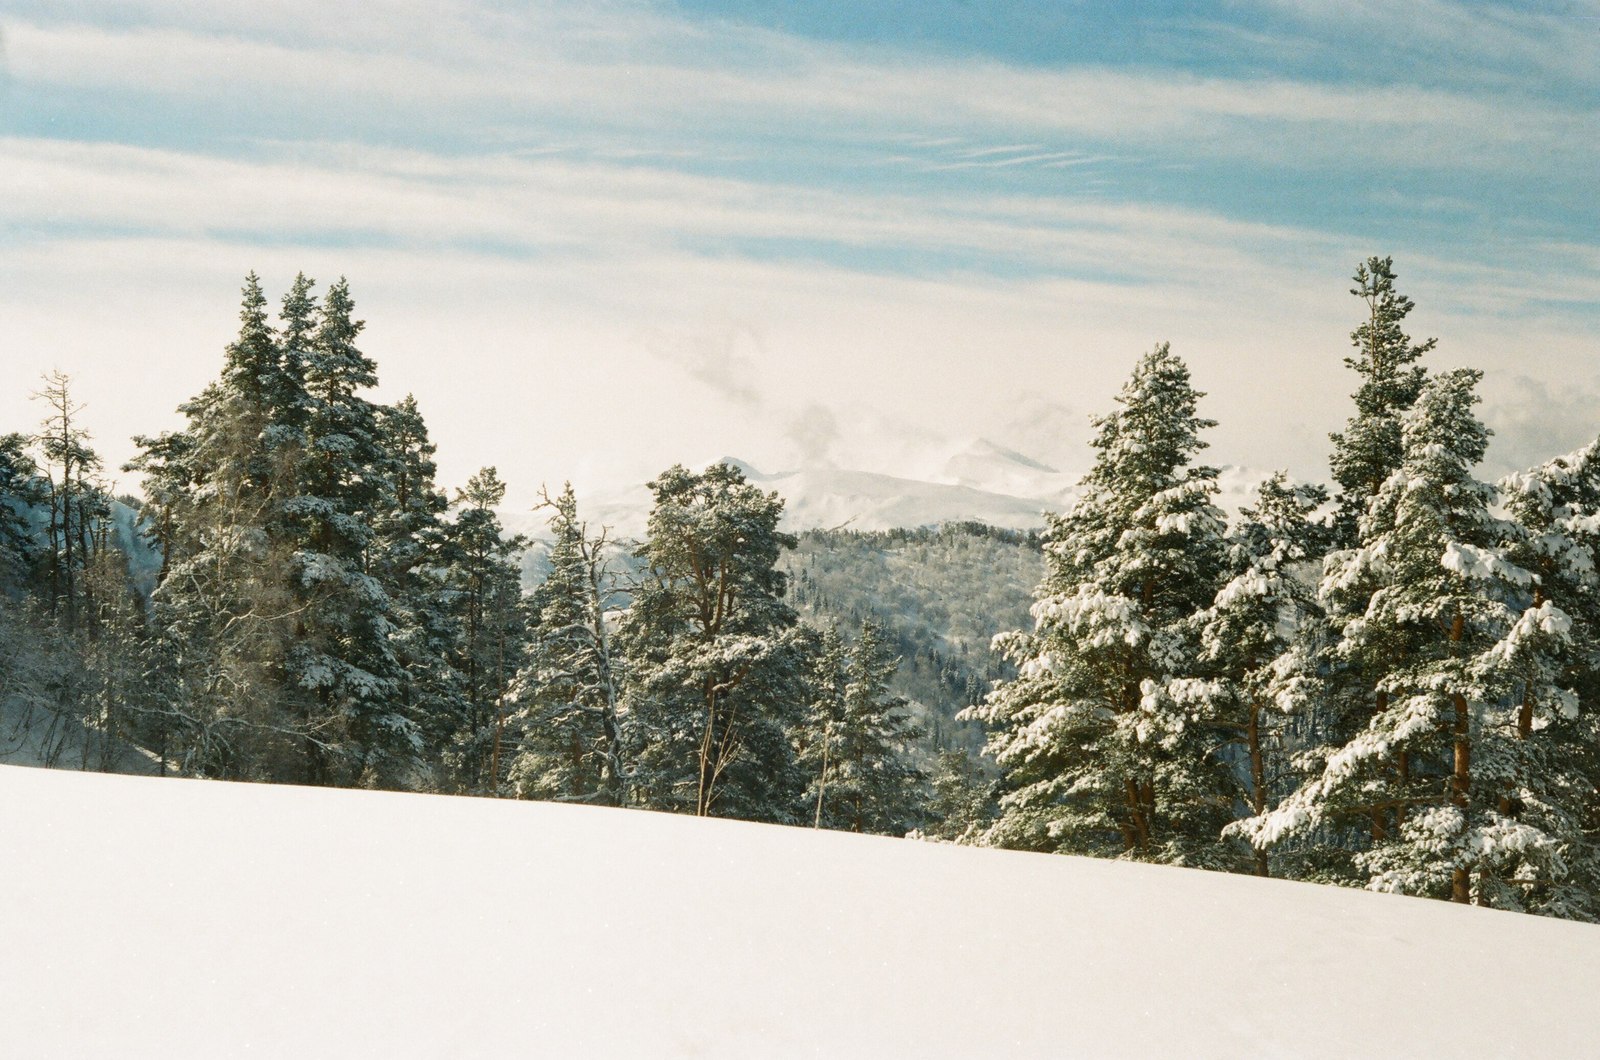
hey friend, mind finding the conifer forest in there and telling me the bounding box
[8,256,1600,922]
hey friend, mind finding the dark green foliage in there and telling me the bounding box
[0,432,45,593]
[1328,256,1436,544]
[507,484,626,805]
[784,523,1042,754]
[923,749,999,843]
[621,462,808,821]
[797,621,929,834]
[972,344,1238,866]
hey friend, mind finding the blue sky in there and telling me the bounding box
[3,0,1598,504]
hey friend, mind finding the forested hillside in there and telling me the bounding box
[785,524,1042,753]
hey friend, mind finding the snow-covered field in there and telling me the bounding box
[4,765,1598,1058]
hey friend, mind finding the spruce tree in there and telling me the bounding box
[1191,473,1327,876]
[439,467,528,794]
[797,621,926,834]
[1241,370,1593,911]
[131,275,304,779]
[280,277,412,786]
[0,432,44,593]
[800,626,851,826]
[372,396,463,787]
[968,344,1235,865]
[1328,257,1435,544]
[505,484,626,804]
[1492,438,1600,917]
[622,462,807,822]
[923,749,999,843]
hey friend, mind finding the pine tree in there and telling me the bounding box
[439,467,528,794]
[1240,370,1594,911]
[968,344,1235,865]
[280,277,412,786]
[0,432,45,593]
[922,749,999,843]
[797,621,927,834]
[506,484,627,805]
[131,275,304,780]
[1328,257,1435,544]
[1177,473,1330,876]
[622,462,808,822]
[32,372,108,632]
[800,626,851,826]
[371,395,464,787]
[1492,438,1600,917]
[132,274,414,785]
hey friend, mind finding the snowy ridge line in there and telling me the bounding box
[4,765,1599,1059]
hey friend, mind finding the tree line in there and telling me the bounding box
[6,258,1600,920]
[0,273,941,836]
[969,257,1600,919]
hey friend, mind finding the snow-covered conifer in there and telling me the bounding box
[1328,257,1435,544]
[968,344,1235,865]
[277,278,412,786]
[505,484,626,805]
[130,275,305,779]
[1491,438,1600,917]
[438,467,528,794]
[1192,473,1327,876]
[622,462,807,822]
[0,432,45,592]
[1240,370,1593,911]
[797,621,927,834]
[371,396,464,787]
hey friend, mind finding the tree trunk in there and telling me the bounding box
[1372,688,1389,841]
[1248,701,1269,877]
[814,731,830,829]
[1449,612,1472,905]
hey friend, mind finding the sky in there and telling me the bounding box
[2,0,1599,509]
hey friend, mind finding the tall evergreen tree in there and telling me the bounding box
[622,462,807,822]
[1240,370,1593,912]
[968,344,1236,866]
[279,277,413,786]
[1189,473,1328,877]
[797,620,927,834]
[33,372,108,632]
[131,275,304,779]
[371,395,463,785]
[1328,257,1435,544]
[439,467,528,794]
[1492,438,1600,917]
[0,432,44,593]
[506,484,626,804]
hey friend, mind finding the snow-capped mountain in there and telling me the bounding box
[721,456,1057,533]
[499,443,1279,540]
[500,446,1070,539]
[935,437,1075,501]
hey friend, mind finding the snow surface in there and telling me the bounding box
[4,766,1599,1058]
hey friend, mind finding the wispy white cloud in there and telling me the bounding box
[2,0,1596,501]
[6,11,1593,178]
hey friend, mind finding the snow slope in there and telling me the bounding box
[4,766,1598,1058]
